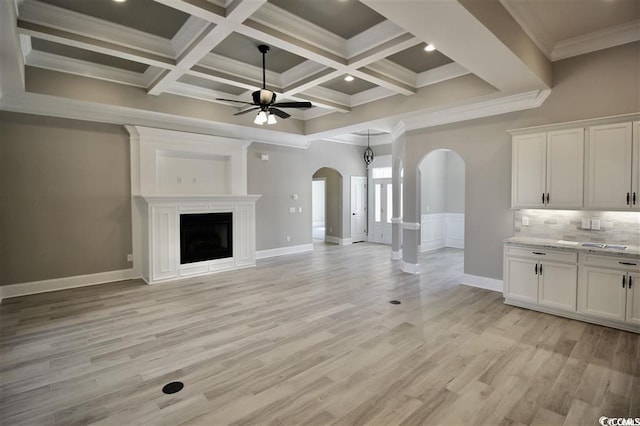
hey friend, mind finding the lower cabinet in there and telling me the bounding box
[504,245,578,312]
[504,245,640,333]
[579,254,640,326]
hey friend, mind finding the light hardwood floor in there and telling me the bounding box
[1,243,638,425]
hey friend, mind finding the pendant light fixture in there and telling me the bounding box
[363,130,375,168]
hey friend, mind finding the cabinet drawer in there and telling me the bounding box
[505,245,577,264]
[580,254,640,271]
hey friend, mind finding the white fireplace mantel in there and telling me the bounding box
[127,126,261,284]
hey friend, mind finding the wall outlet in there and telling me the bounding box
[581,219,591,229]
[127,254,133,262]
[522,216,529,226]
[286,235,291,242]
[292,194,299,200]
[298,207,302,213]
[591,219,601,230]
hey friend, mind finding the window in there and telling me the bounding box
[386,184,393,223]
[372,167,392,179]
[375,184,381,222]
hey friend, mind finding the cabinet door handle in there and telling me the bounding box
[622,275,626,288]
[627,192,631,205]
[535,264,538,275]
[539,264,543,275]
[629,276,633,289]
[532,252,546,255]
[634,192,637,205]
[619,261,637,266]
[546,193,550,204]
[542,193,545,204]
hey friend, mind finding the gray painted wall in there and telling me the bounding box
[419,150,465,214]
[404,42,639,280]
[445,151,465,213]
[247,140,366,250]
[0,112,132,285]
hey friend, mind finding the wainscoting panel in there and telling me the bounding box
[420,213,465,252]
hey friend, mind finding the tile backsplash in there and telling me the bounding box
[515,210,640,245]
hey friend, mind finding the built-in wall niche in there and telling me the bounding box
[156,150,231,195]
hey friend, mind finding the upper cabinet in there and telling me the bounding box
[512,128,584,209]
[585,122,638,210]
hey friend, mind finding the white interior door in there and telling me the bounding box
[371,178,392,244]
[351,176,366,243]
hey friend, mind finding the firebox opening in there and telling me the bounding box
[180,212,233,264]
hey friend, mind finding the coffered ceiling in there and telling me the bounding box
[0,0,638,147]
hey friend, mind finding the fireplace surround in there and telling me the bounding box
[127,126,260,284]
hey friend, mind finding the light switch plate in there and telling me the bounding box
[591,219,601,230]
[581,219,591,229]
[522,216,529,226]
[289,207,296,213]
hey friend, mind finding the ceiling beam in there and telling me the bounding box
[148,0,266,96]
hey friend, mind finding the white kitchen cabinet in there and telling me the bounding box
[512,133,546,208]
[633,121,640,210]
[578,254,640,326]
[578,266,627,321]
[504,256,539,303]
[627,272,640,325]
[512,128,584,209]
[538,261,579,311]
[585,122,636,209]
[504,245,577,312]
[505,246,640,333]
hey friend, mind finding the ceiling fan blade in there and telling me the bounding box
[272,101,312,109]
[216,98,254,105]
[269,108,291,119]
[234,107,260,116]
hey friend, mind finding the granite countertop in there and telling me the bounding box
[503,236,640,259]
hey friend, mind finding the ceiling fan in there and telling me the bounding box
[216,44,312,125]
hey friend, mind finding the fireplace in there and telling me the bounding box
[180,212,232,264]
[128,125,260,284]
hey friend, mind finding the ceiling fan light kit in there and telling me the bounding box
[216,45,312,125]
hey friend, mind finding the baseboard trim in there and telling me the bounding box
[256,243,313,260]
[420,241,446,253]
[461,274,503,293]
[1,269,137,300]
[401,261,420,274]
[325,236,352,245]
[391,249,402,260]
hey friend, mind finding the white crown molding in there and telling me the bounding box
[365,58,416,87]
[391,120,406,141]
[499,0,553,60]
[19,33,31,59]
[346,20,406,59]
[350,86,396,107]
[301,86,351,107]
[551,19,640,61]
[1,269,136,299]
[0,91,311,148]
[416,62,470,88]
[403,89,551,132]
[250,3,346,58]
[18,0,175,58]
[280,60,328,88]
[26,50,149,87]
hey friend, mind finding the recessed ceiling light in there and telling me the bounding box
[344,75,354,82]
[113,0,126,3]
[424,44,436,52]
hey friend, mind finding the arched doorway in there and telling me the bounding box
[417,149,465,272]
[312,167,343,244]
